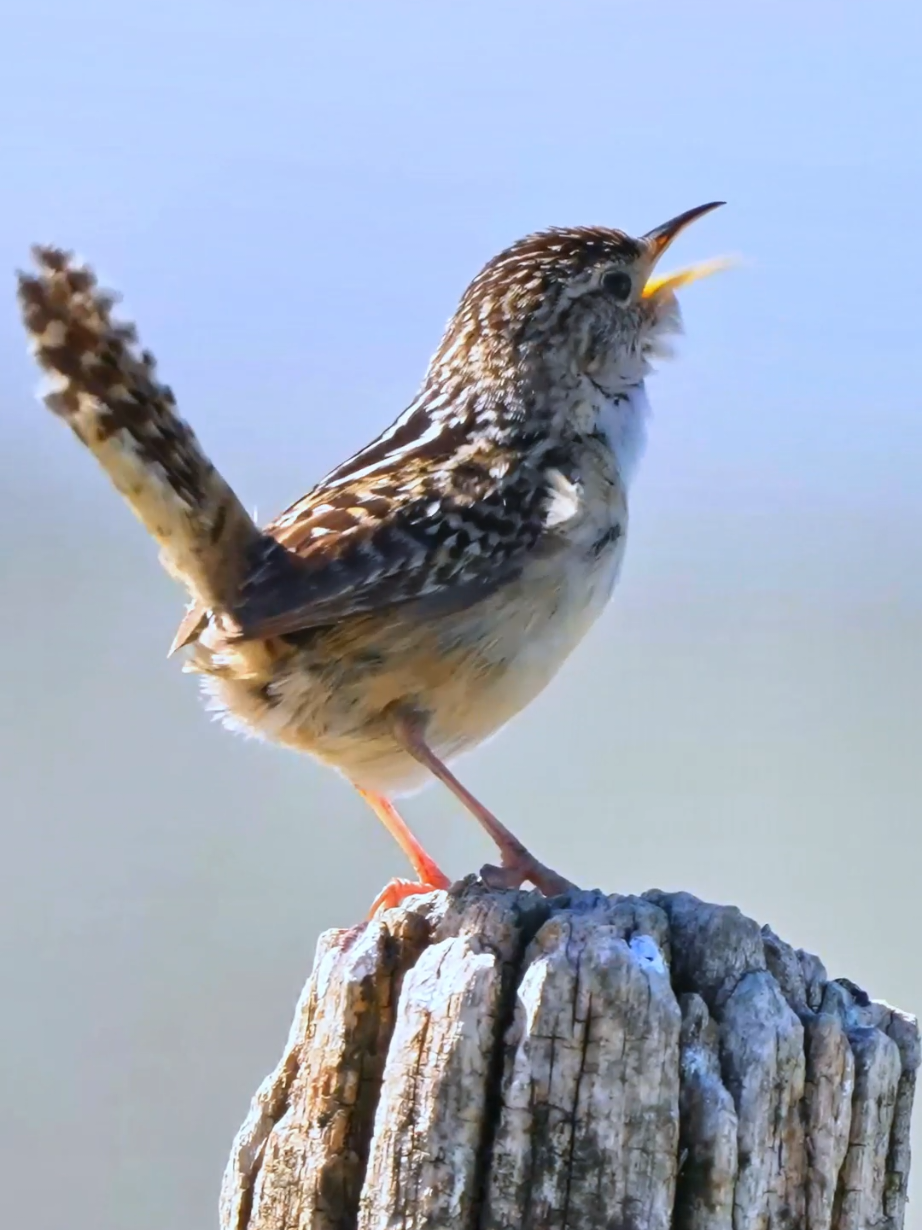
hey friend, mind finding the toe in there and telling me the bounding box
[480,862,526,890]
[367,877,446,918]
[481,854,575,897]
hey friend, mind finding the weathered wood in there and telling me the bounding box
[221,881,918,1230]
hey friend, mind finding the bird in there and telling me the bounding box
[17,203,726,914]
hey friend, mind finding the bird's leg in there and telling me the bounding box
[388,709,575,897]
[355,788,452,917]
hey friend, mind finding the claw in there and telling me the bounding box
[367,877,447,918]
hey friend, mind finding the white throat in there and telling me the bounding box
[595,380,651,488]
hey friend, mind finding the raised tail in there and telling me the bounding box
[17,247,263,627]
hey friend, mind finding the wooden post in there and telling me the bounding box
[220,880,918,1230]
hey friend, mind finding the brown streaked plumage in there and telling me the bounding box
[17,203,725,911]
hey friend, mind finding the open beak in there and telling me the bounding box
[640,201,730,299]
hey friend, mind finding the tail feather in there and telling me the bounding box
[17,247,262,621]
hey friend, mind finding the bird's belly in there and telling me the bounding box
[195,533,625,796]
[431,538,624,746]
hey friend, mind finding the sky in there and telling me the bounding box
[1,3,920,1227]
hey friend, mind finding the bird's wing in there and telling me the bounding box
[170,395,559,651]
[222,454,552,641]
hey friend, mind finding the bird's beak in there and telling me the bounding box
[640,201,730,299]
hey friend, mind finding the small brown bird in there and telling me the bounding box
[17,205,725,913]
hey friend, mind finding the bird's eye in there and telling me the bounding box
[601,270,633,303]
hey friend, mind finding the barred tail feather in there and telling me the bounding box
[17,247,262,620]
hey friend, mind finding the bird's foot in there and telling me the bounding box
[480,848,575,897]
[367,871,452,918]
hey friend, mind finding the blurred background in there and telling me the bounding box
[1,2,920,1226]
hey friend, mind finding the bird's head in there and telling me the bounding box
[429,202,727,419]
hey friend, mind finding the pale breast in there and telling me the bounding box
[414,430,629,761]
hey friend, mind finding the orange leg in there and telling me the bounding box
[389,710,574,897]
[356,788,452,916]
